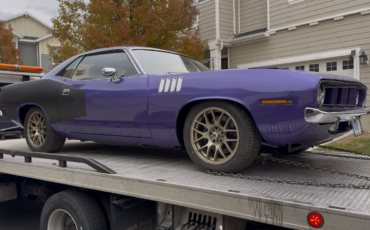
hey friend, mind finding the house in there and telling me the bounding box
[195,0,370,129]
[2,12,60,73]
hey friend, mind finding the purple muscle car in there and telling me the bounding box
[0,46,369,172]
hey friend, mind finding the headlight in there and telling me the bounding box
[317,85,325,107]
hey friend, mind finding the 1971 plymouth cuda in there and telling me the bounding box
[0,46,369,172]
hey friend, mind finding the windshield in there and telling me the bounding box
[132,50,210,74]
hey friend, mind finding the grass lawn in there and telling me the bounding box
[317,132,370,153]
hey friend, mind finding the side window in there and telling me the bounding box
[71,51,138,81]
[56,56,83,79]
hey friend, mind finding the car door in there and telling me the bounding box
[58,50,151,138]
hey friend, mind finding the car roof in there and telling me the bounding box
[79,46,195,61]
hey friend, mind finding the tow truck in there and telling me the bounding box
[0,64,43,139]
[1,137,370,230]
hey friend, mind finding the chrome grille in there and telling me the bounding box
[321,81,366,108]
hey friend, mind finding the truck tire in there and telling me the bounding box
[184,101,261,173]
[40,189,108,230]
[24,107,65,152]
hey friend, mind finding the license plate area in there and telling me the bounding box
[352,117,363,137]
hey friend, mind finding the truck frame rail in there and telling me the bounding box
[0,139,370,230]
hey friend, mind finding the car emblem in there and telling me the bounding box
[62,89,70,96]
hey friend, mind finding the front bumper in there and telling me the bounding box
[304,107,370,123]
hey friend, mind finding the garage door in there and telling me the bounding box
[272,57,354,78]
[18,43,38,67]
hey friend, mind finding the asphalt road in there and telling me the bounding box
[0,198,44,230]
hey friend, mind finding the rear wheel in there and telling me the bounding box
[184,101,261,173]
[40,190,108,230]
[25,107,65,152]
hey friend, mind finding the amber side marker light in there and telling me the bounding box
[260,99,294,104]
[307,212,324,228]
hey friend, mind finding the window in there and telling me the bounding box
[132,50,209,74]
[326,62,337,71]
[192,15,198,23]
[343,60,354,70]
[56,56,83,79]
[71,51,138,81]
[295,65,304,71]
[221,58,228,69]
[192,15,199,28]
[309,64,319,72]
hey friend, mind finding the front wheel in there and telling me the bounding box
[184,101,261,173]
[25,107,65,152]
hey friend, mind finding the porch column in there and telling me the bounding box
[208,40,222,71]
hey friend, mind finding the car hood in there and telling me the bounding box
[302,71,359,83]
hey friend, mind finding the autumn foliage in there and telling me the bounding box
[49,0,206,66]
[0,20,22,64]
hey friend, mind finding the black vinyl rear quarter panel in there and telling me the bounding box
[0,79,87,125]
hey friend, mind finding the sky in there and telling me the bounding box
[0,0,88,26]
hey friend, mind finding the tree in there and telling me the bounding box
[49,0,206,67]
[0,20,22,64]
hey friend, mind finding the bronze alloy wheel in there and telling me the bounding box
[27,111,47,148]
[190,107,239,165]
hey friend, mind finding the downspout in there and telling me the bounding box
[233,0,236,35]
[216,0,220,39]
[267,0,270,30]
[238,0,240,33]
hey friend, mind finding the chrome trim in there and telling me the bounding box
[0,126,20,132]
[102,67,119,82]
[123,49,142,75]
[65,48,142,81]
[164,78,171,92]
[176,76,183,92]
[170,77,177,92]
[158,78,166,93]
[304,107,370,123]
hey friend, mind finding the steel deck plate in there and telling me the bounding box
[0,139,370,230]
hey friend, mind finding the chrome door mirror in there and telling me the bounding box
[102,67,118,82]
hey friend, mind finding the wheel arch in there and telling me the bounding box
[17,103,50,127]
[175,97,256,147]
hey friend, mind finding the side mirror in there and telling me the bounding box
[102,67,118,82]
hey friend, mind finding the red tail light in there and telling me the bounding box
[307,212,324,228]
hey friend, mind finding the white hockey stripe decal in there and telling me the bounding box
[164,78,172,92]
[176,76,183,92]
[158,78,166,93]
[158,76,183,93]
[170,77,177,92]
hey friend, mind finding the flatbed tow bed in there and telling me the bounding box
[0,139,370,230]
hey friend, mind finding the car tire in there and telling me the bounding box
[40,189,108,230]
[25,107,65,152]
[184,101,261,173]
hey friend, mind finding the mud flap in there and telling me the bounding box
[111,195,157,230]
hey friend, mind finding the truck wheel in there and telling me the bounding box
[25,107,65,152]
[184,101,261,173]
[40,189,108,230]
